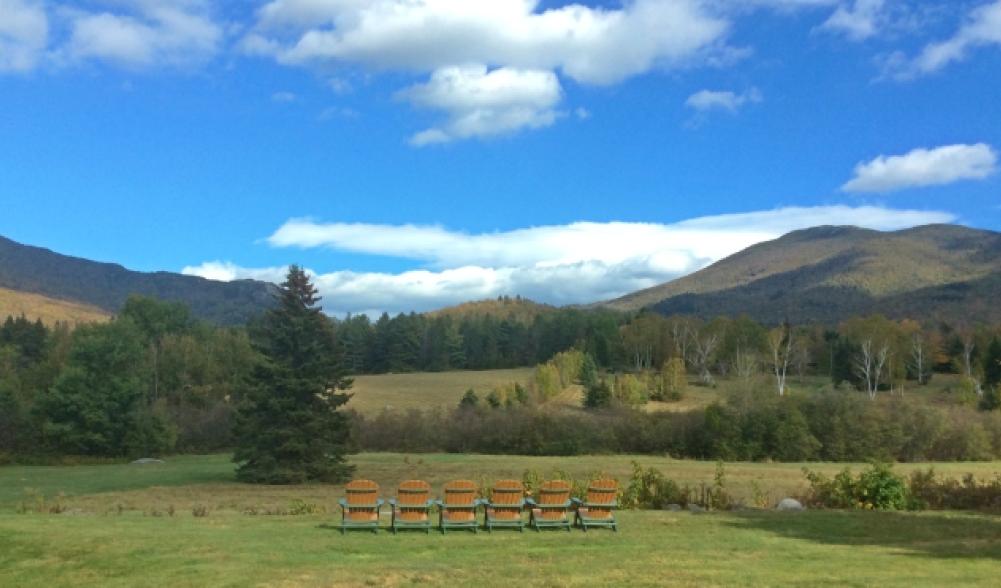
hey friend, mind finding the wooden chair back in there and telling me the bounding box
[585,479,618,520]
[489,479,525,521]
[345,479,380,522]
[395,480,431,522]
[537,480,572,520]
[442,479,478,522]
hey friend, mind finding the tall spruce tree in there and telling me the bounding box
[233,266,355,484]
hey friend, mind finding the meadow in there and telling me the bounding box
[3,453,1001,587]
[346,368,973,417]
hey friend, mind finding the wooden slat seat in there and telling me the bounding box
[390,480,434,534]
[526,480,573,532]
[484,479,526,532]
[338,480,384,534]
[436,480,481,534]
[572,478,619,532]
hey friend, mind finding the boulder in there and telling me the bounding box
[776,498,804,512]
[687,504,706,513]
[130,458,165,465]
[664,503,682,512]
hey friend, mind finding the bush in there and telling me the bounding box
[803,463,908,510]
[908,469,1001,510]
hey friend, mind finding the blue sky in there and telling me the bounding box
[1,0,1000,315]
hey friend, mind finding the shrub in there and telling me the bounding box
[908,469,1001,510]
[802,463,907,510]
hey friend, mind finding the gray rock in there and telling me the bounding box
[130,458,165,465]
[776,498,804,511]
[687,504,706,513]
[665,503,682,512]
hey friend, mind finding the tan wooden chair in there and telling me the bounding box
[390,480,434,534]
[573,479,618,532]
[436,480,481,534]
[527,480,573,532]
[338,479,384,534]
[484,479,526,532]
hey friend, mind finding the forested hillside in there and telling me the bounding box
[606,224,1001,324]
[0,235,275,325]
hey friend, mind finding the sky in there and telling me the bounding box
[1,0,1000,316]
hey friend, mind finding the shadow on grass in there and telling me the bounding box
[726,509,1001,561]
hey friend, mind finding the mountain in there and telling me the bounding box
[0,235,276,325]
[604,224,1001,324]
[428,296,555,324]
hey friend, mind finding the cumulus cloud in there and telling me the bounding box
[240,0,736,141]
[184,205,957,316]
[685,87,762,113]
[246,0,730,85]
[0,0,48,72]
[842,143,998,193]
[59,0,222,69]
[884,0,1001,79]
[817,0,885,41]
[398,65,562,145]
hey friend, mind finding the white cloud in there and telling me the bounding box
[842,143,998,193]
[398,65,562,145]
[185,205,957,316]
[685,87,762,113]
[886,0,1001,79]
[248,0,730,86]
[60,0,222,69]
[271,90,296,102]
[241,0,735,142]
[817,0,885,41]
[0,0,47,72]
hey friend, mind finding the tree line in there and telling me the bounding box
[3,281,1001,469]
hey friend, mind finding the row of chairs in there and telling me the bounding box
[338,479,619,534]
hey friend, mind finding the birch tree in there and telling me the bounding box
[767,326,794,396]
[855,338,890,400]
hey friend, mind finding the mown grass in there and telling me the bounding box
[5,453,1001,513]
[347,368,535,414]
[2,454,1001,586]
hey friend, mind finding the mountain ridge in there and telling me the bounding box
[0,235,276,325]
[604,223,1001,324]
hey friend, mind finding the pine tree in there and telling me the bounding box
[233,266,355,484]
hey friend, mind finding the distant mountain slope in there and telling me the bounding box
[604,224,1001,324]
[0,287,111,325]
[428,296,555,324]
[0,236,276,325]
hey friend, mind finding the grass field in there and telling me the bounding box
[3,454,1001,586]
[347,368,974,417]
[0,286,110,326]
[347,368,535,414]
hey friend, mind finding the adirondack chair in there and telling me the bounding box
[435,480,480,534]
[338,480,384,534]
[390,480,434,534]
[484,479,526,532]
[572,479,618,532]
[526,480,573,532]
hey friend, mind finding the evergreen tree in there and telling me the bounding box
[584,378,613,409]
[980,337,1001,411]
[233,266,354,484]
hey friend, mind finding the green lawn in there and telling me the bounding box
[2,454,1000,587]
